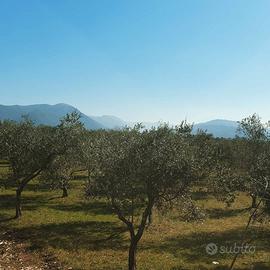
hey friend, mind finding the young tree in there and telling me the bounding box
[80,129,106,184]
[250,149,270,213]
[0,112,83,218]
[41,155,74,198]
[205,138,245,206]
[86,124,196,270]
[237,114,269,208]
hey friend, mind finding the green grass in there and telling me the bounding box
[0,177,270,269]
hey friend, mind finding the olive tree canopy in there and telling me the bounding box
[0,112,84,218]
[86,124,196,270]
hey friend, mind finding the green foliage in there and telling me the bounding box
[87,124,196,222]
[237,113,269,141]
[85,123,197,269]
[0,111,84,217]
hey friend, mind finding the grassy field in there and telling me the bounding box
[0,169,270,269]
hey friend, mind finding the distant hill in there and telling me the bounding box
[0,104,241,137]
[127,119,240,138]
[193,119,239,138]
[91,115,127,129]
[0,103,104,130]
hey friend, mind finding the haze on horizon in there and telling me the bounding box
[1,0,270,124]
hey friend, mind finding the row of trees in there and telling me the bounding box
[0,113,270,269]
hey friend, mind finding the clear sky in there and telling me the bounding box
[1,0,270,123]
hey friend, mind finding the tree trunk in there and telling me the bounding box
[62,185,68,198]
[88,169,91,184]
[128,239,137,270]
[251,194,257,208]
[14,170,42,219]
[148,209,152,226]
[15,188,22,218]
[112,198,154,270]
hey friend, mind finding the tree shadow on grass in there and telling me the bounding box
[191,190,210,201]
[0,216,16,223]
[48,200,114,216]
[11,220,127,252]
[251,262,270,270]
[143,226,270,269]
[0,192,52,220]
[205,207,249,219]
[0,194,15,210]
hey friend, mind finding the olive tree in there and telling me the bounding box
[0,112,83,218]
[237,114,269,208]
[86,124,196,270]
[41,154,74,198]
[228,148,270,270]
[80,129,106,184]
[250,149,270,213]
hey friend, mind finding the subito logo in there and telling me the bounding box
[206,243,218,255]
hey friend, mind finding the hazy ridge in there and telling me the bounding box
[0,103,239,138]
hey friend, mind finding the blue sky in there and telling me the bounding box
[1,0,270,123]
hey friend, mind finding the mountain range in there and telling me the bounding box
[0,103,239,138]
